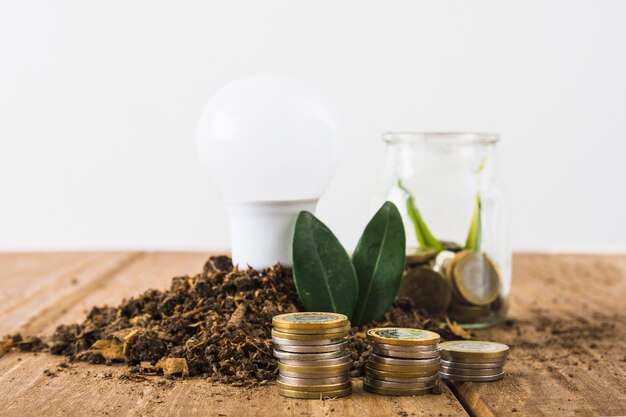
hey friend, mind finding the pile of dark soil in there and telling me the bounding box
[2,256,456,385]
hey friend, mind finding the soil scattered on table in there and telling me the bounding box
[2,256,456,385]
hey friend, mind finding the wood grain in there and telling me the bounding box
[0,252,468,417]
[448,254,626,416]
[1,253,624,416]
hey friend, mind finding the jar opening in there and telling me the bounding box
[383,132,499,145]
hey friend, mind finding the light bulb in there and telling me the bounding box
[197,74,342,268]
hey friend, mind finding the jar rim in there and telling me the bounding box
[383,132,500,145]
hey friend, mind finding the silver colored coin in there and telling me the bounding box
[439,371,505,382]
[273,340,347,353]
[364,377,436,390]
[440,353,507,363]
[440,366,504,376]
[279,353,351,367]
[273,349,345,361]
[277,375,350,386]
[280,370,351,379]
[364,372,439,384]
[372,347,441,359]
[441,359,505,369]
[373,342,441,352]
[369,353,440,367]
[271,336,344,346]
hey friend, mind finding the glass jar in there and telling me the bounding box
[375,132,511,328]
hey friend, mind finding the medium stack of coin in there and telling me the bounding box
[364,328,441,396]
[272,312,353,399]
[439,340,509,382]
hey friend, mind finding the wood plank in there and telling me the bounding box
[0,353,467,417]
[0,252,139,335]
[0,252,468,417]
[451,254,626,416]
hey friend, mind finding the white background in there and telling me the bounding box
[1,0,625,253]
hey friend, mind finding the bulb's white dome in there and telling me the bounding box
[197,74,342,202]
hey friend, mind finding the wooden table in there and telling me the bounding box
[0,253,624,416]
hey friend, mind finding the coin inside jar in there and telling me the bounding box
[396,267,451,316]
[405,248,438,267]
[451,251,500,306]
[366,328,440,346]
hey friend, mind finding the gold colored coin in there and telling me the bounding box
[440,365,504,376]
[277,375,350,386]
[276,380,351,392]
[369,353,440,367]
[440,241,464,253]
[367,361,440,374]
[275,323,351,335]
[439,371,505,382]
[396,267,451,316]
[278,353,351,367]
[405,248,438,267]
[364,377,436,390]
[271,328,349,341]
[278,361,353,374]
[451,251,500,306]
[277,386,352,399]
[366,328,440,346]
[448,303,491,323]
[272,312,349,330]
[439,341,509,360]
[363,382,430,396]
[365,365,439,379]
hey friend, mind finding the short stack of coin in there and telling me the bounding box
[439,340,509,382]
[272,312,353,399]
[364,328,441,396]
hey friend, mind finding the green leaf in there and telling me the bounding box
[465,158,486,251]
[398,180,444,251]
[464,195,482,251]
[351,201,406,327]
[292,211,359,318]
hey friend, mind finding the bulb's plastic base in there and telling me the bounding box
[225,199,318,269]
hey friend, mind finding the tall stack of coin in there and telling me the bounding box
[271,312,353,399]
[439,340,509,382]
[364,328,441,396]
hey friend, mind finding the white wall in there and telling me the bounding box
[1,0,625,253]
